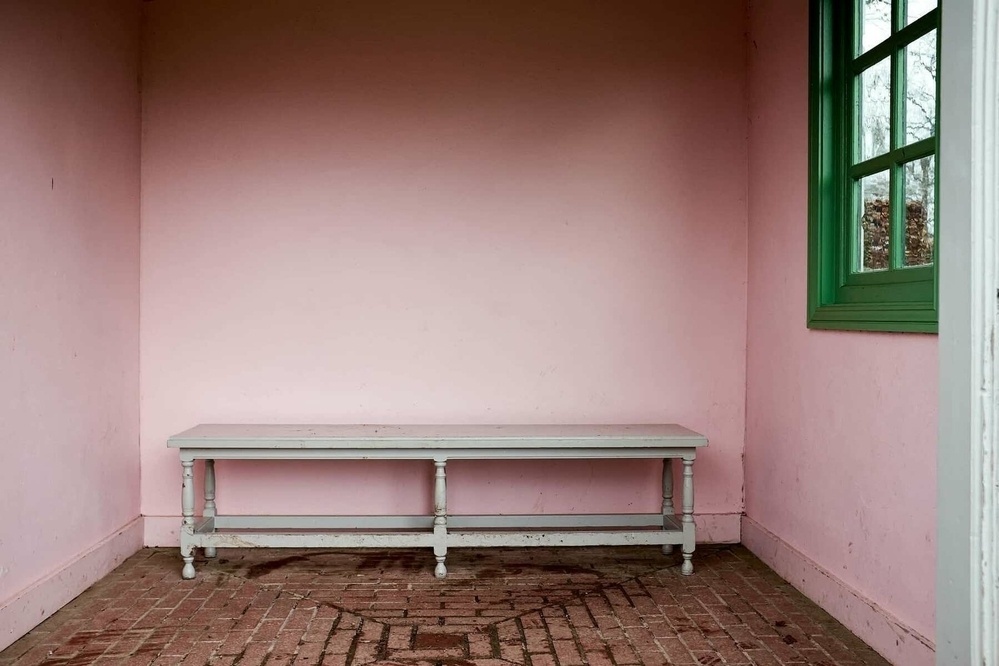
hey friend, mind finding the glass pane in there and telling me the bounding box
[858,171,891,272]
[903,156,935,266]
[905,30,937,144]
[859,58,891,161]
[860,0,892,54]
[906,0,936,24]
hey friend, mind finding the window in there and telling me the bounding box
[808,0,939,332]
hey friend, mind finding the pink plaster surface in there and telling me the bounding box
[140,1,749,526]
[0,0,140,609]
[745,0,937,645]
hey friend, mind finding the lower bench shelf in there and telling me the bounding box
[188,514,684,551]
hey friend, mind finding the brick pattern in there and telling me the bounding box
[0,546,888,665]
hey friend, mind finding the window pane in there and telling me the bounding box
[905,30,937,144]
[860,0,892,54]
[906,0,936,24]
[903,156,935,267]
[859,58,891,160]
[858,171,891,272]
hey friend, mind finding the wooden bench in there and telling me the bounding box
[167,424,707,579]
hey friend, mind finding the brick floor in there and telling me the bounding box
[0,546,888,666]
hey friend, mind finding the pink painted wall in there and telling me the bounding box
[140,1,749,538]
[0,0,140,613]
[745,0,937,647]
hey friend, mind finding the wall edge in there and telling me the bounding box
[741,516,933,666]
[0,517,144,653]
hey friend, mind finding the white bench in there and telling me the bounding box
[167,424,707,579]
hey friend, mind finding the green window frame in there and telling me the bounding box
[808,0,940,333]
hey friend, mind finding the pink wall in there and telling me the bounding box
[140,1,749,537]
[745,0,937,655]
[0,0,140,629]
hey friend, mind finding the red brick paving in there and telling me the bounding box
[0,546,888,665]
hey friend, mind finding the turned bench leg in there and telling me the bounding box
[180,459,196,579]
[433,460,448,578]
[681,457,695,575]
[662,458,675,555]
[203,459,217,558]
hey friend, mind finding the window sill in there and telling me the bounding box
[807,302,938,333]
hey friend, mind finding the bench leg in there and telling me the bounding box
[681,458,695,575]
[203,459,216,558]
[181,459,196,579]
[662,458,674,555]
[433,460,448,578]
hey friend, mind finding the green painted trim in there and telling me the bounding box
[844,263,933,285]
[807,0,939,334]
[851,11,937,72]
[809,319,937,334]
[809,300,938,333]
[837,280,933,303]
[849,137,936,177]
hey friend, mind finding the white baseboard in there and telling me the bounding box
[741,516,934,666]
[143,512,743,547]
[0,517,143,652]
[0,512,933,664]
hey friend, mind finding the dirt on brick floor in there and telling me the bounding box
[0,545,890,666]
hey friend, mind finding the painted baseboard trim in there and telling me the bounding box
[741,516,934,666]
[143,512,743,547]
[0,517,144,653]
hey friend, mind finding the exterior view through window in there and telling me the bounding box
[856,0,936,273]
